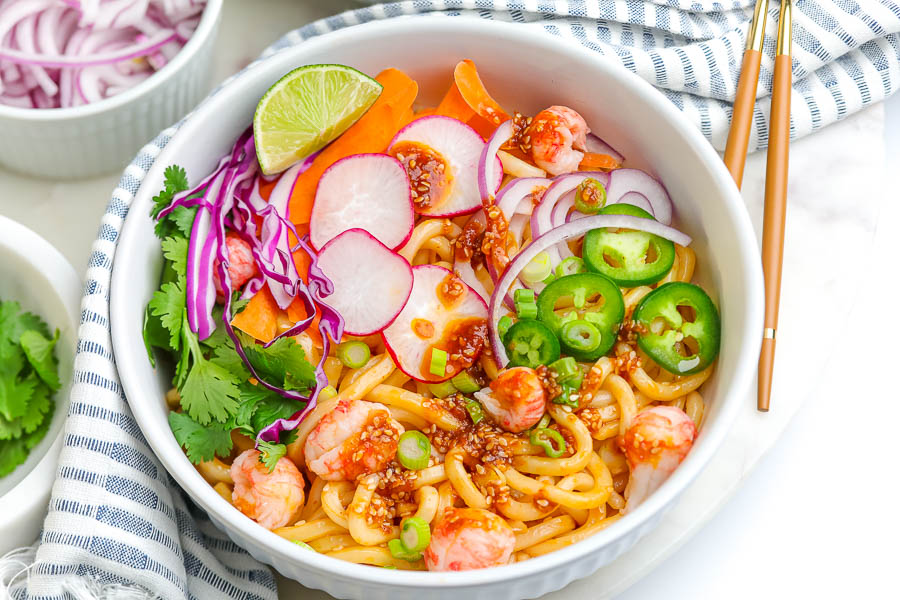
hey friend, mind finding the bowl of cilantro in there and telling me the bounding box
[0,215,80,553]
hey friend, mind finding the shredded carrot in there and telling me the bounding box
[436,82,475,122]
[231,285,280,344]
[399,106,417,128]
[286,296,322,346]
[288,68,418,225]
[454,59,510,126]
[578,152,621,171]
[467,114,497,140]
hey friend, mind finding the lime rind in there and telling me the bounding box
[253,64,382,175]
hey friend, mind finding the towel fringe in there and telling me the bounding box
[0,544,158,600]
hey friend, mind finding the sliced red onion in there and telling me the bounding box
[606,169,673,225]
[489,215,692,366]
[478,119,514,202]
[617,191,654,215]
[0,0,206,109]
[585,133,624,163]
[496,176,550,221]
[531,172,611,265]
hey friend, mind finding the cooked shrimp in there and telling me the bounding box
[619,405,696,513]
[474,367,546,433]
[304,398,404,481]
[231,449,305,530]
[424,507,515,571]
[214,232,258,296]
[525,106,589,176]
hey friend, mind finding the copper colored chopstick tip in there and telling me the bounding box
[758,0,792,412]
[722,0,768,188]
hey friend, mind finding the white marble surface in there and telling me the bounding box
[0,1,894,598]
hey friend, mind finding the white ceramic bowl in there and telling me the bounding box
[0,216,80,553]
[111,17,763,600]
[0,0,222,180]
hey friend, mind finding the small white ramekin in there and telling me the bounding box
[0,0,222,180]
[0,216,80,554]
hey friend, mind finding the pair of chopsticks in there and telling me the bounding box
[723,0,793,412]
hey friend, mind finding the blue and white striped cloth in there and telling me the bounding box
[8,2,898,599]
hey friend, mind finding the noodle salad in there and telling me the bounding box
[144,61,721,571]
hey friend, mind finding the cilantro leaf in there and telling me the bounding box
[21,385,52,434]
[171,205,198,238]
[179,359,240,425]
[0,373,36,421]
[243,337,316,393]
[169,411,233,464]
[0,439,28,477]
[143,306,170,366]
[161,237,189,279]
[0,413,23,441]
[257,440,287,472]
[0,301,50,342]
[151,165,190,239]
[149,280,185,351]
[250,395,305,434]
[19,329,60,391]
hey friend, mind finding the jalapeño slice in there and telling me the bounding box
[503,319,561,368]
[536,273,624,361]
[582,203,675,287]
[632,282,720,375]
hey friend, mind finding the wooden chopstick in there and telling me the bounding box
[757,0,792,412]
[723,0,769,188]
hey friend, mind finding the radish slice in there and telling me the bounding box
[382,265,489,382]
[389,116,501,218]
[606,169,673,225]
[315,229,413,336]
[310,153,413,251]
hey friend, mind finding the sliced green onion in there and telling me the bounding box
[520,251,552,284]
[451,371,481,394]
[318,385,338,401]
[574,177,607,214]
[555,257,586,278]
[530,427,566,458]
[559,311,578,326]
[465,399,485,424]
[552,384,579,407]
[516,302,538,320]
[498,315,514,338]
[382,565,398,569]
[397,431,431,470]
[336,340,371,369]
[293,540,315,551]
[428,381,457,398]
[514,289,537,319]
[549,357,581,385]
[429,348,448,377]
[400,517,431,552]
[388,538,422,561]
[514,288,535,304]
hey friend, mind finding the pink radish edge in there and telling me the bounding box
[389,115,502,218]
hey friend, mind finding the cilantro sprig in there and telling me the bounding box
[0,301,59,477]
[145,165,316,471]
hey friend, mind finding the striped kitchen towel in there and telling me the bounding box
[5,2,898,600]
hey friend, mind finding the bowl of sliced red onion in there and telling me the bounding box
[0,0,222,179]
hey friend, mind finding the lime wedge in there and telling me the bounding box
[253,64,382,175]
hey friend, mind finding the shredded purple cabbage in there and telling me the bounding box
[155,128,344,445]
